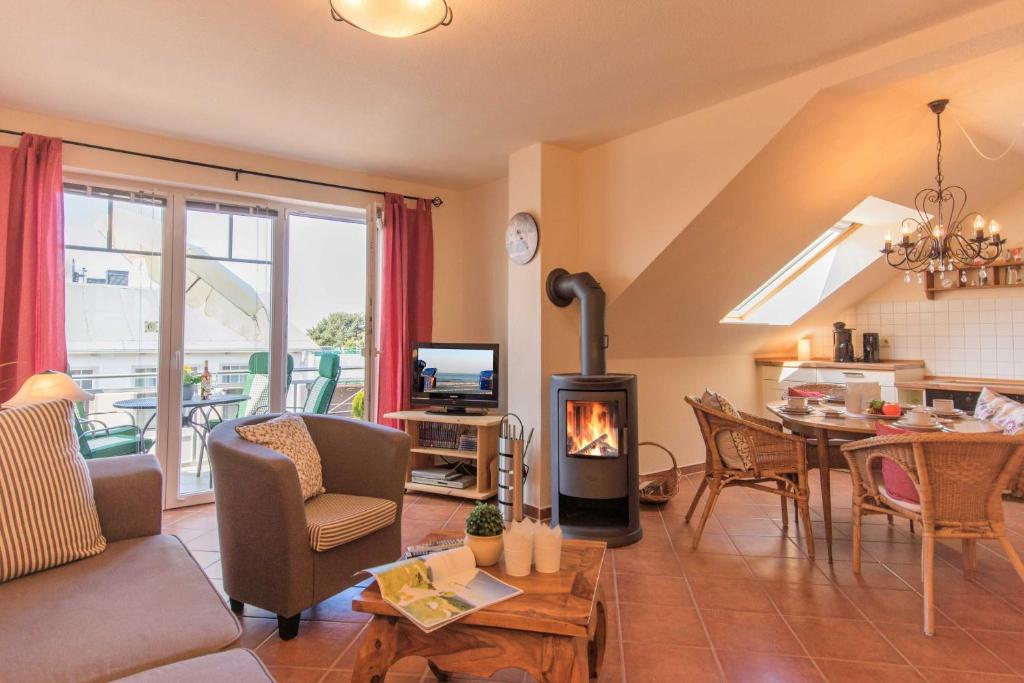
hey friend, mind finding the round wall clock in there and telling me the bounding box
[505,212,539,265]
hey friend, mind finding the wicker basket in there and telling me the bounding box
[638,441,682,504]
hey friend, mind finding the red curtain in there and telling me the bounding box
[0,134,66,403]
[376,193,433,427]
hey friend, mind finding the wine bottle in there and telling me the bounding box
[201,360,213,400]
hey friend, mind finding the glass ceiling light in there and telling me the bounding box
[882,99,1004,275]
[329,0,453,38]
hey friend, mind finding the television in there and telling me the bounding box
[411,342,500,414]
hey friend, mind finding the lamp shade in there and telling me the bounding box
[330,0,452,38]
[2,371,94,408]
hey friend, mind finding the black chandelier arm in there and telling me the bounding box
[945,231,981,264]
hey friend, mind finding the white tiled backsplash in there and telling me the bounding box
[808,294,1024,380]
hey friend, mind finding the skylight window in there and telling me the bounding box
[722,197,913,326]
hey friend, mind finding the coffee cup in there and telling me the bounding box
[908,407,932,426]
[932,398,955,413]
[787,396,807,410]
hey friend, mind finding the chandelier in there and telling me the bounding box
[881,99,1004,282]
[329,0,452,38]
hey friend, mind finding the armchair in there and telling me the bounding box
[685,394,815,557]
[207,413,410,640]
[842,432,1024,635]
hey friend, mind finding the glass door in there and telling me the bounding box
[174,200,276,499]
[63,183,166,475]
[285,211,371,419]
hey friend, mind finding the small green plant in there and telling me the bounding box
[351,389,365,419]
[182,365,201,386]
[466,502,503,537]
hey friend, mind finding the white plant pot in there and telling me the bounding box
[465,533,503,567]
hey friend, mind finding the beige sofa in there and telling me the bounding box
[0,454,250,682]
[208,413,410,639]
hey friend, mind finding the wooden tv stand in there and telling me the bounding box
[384,411,502,501]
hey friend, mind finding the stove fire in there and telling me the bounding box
[566,400,620,457]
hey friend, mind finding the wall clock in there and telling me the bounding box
[505,212,539,265]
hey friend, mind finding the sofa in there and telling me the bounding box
[208,413,410,639]
[0,454,250,682]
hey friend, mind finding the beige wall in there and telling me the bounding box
[0,105,469,341]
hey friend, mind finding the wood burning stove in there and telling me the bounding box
[547,269,642,547]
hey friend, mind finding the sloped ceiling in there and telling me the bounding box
[0,0,1004,187]
[606,46,1024,360]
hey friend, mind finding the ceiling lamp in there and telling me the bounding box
[882,99,1004,282]
[329,0,452,38]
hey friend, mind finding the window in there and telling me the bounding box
[72,367,98,391]
[219,363,249,387]
[721,197,915,326]
[132,365,158,390]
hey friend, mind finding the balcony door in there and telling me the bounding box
[64,177,372,509]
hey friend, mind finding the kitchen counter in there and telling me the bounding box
[895,376,1024,395]
[755,358,926,372]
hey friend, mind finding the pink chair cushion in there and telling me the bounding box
[874,422,920,504]
[788,388,825,398]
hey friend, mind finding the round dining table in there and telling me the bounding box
[113,393,249,454]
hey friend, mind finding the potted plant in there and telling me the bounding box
[182,366,201,401]
[465,502,504,567]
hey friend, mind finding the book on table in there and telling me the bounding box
[363,546,521,633]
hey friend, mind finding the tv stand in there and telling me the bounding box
[425,406,488,416]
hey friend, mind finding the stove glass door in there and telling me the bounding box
[565,400,621,458]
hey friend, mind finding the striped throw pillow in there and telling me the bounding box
[0,399,106,583]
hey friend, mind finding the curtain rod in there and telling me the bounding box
[0,128,443,207]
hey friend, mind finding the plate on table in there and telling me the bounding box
[944,420,1002,434]
[778,406,814,415]
[865,412,902,421]
[893,418,944,432]
[931,408,966,419]
[819,408,844,419]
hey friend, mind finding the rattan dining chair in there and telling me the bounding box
[842,432,1024,635]
[685,394,815,558]
[785,383,846,400]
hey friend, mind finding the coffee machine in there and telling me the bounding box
[862,333,880,363]
[833,322,855,363]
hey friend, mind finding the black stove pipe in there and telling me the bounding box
[546,268,608,376]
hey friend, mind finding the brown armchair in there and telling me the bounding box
[685,395,814,558]
[842,432,1024,635]
[208,413,410,639]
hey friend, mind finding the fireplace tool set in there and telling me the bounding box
[498,413,533,524]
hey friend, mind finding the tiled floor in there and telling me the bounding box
[163,472,1024,682]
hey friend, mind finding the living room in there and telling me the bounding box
[4,2,1024,682]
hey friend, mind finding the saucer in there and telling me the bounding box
[778,406,814,415]
[932,408,965,418]
[893,418,943,431]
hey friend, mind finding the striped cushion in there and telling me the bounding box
[305,493,397,552]
[242,374,271,417]
[0,399,106,582]
[302,376,332,413]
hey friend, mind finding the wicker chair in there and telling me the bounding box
[685,395,814,558]
[842,433,1024,635]
[785,383,846,400]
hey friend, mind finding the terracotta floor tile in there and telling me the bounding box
[813,559,914,591]
[966,629,1024,675]
[183,529,221,552]
[618,602,709,647]
[874,622,1012,674]
[710,502,769,518]
[975,568,1024,599]
[701,609,804,655]
[678,552,755,579]
[917,668,1023,682]
[688,577,778,613]
[717,517,783,536]
[768,583,864,619]
[661,513,725,536]
[934,594,1024,632]
[612,549,682,576]
[621,642,720,682]
[239,616,279,649]
[626,528,674,552]
[836,586,951,626]
[716,651,823,682]
[265,666,329,682]
[813,659,923,682]
[728,535,807,558]
[673,531,741,555]
[302,586,373,623]
[888,563,993,596]
[187,549,220,568]
[256,621,364,669]
[744,557,831,585]
[786,616,904,663]
[861,540,929,565]
[615,572,693,607]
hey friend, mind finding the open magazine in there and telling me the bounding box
[364,546,522,633]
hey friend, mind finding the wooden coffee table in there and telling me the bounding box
[350,530,608,683]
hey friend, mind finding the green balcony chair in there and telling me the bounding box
[74,406,153,459]
[235,352,295,418]
[301,353,341,414]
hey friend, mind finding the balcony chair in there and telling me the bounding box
[685,393,815,558]
[301,354,340,414]
[74,404,153,459]
[208,413,410,640]
[843,432,1024,635]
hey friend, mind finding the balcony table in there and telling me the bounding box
[113,394,249,455]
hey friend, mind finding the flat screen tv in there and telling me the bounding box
[411,342,499,414]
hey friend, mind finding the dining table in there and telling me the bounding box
[764,399,993,562]
[113,393,249,455]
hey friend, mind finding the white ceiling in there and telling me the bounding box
[0,0,999,187]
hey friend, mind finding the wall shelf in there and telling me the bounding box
[923,254,1024,299]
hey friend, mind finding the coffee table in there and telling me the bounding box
[350,530,608,682]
